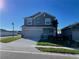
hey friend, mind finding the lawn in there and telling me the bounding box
[36,47,79,54]
[37,42,62,46]
[0,35,21,43]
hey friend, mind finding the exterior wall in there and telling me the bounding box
[33,16,45,25]
[62,28,79,42]
[0,31,17,37]
[22,12,57,40]
[22,26,56,39]
[72,30,79,42]
[24,14,55,26]
[62,29,72,40]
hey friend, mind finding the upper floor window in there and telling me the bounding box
[27,18,32,25]
[35,19,40,24]
[45,18,51,25]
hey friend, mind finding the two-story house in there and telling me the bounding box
[22,12,58,41]
[61,22,79,47]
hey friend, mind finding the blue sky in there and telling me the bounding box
[0,0,79,31]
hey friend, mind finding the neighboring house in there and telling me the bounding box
[0,29,18,37]
[61,22,79,47]
[22,12,58,40]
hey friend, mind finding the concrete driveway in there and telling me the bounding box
[5,38,37,47]
[0,38,40,52]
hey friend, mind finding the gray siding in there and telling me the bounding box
[24,13,56,26]
[24,18,27,26]
[62,29,72,36]
[33,17,45,25]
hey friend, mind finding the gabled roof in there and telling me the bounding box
[62,22,79,30]
[25,12,56,19]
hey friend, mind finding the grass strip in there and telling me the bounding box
[0,35,21,43]
[37,42,62,46]
[36,47,79,54]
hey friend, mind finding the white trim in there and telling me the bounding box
[45,18,51,25]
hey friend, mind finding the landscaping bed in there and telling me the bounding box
[0,35,21,43]
[36,47,79,54]
[37,37,64,47]
[37,42,62,46]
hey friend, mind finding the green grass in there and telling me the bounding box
[36,47,79,54]
[37,42,62,46]
[0,35,21,43]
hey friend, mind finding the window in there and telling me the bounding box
[27,18,32,25]
[45,18,51,25]
[36,19,40,24]
[34,18,41,25]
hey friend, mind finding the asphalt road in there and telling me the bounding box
[0,50,79,59]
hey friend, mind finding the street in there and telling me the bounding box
[0,50,79,59]
[0,38,79,59]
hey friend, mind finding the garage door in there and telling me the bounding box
[24,29,42,41]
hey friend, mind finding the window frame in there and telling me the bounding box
[27,18,32,25]
[45,18,51,25]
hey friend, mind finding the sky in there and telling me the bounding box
[0,0,79,31]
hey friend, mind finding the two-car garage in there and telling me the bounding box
[22,27,43,41]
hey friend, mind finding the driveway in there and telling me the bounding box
[0,38,40,52]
